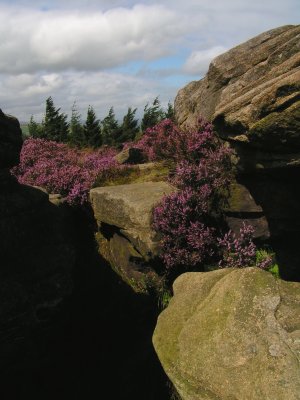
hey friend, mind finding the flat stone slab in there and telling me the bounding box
[224,182,270,241]
[90,181,174,258]
[226,183,263,213]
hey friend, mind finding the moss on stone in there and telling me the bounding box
[153,268,300,400]
[248,100,300,152]
[226,183,245,211]
[95,162,170,187]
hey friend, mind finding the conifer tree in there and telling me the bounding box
[141,96,164,132]
[43,96,69,142]
[83,105,102,148]
[28,115,43,138]
[69,101,85,147]
[164,101,175,121]
[101,107,119,146]
[116,107,139,145]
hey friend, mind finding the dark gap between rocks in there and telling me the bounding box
[239,166,300,282]
[1,207,171,400]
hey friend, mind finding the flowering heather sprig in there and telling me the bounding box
[256,255,273,270]
[254,248,275,270]
[217,222,272,269]
[12,138,121,205]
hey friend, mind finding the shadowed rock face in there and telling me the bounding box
[153,268,300,400]
[224,182,270,243]
[175,25,300,170]
[0,111,75,376]
[114,147,145,164]
[0,108,23,169]
[0,111,170,400]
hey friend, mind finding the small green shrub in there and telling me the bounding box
[158,288,172,310]
[267,263,280,278]
[255,248,280,278]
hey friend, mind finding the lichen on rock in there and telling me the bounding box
[153,268,300,400]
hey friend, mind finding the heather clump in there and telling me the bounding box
[12,138,120,205]
[83,147,119,179]
[143,118,233,271]
[142,118,274,274]
[134,118,224,164]
[218,223,255,268]
[153,188,216,268]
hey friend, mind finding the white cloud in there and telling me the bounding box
[0,70,176,122]
[183,46,228,75]
[0,0,299,123]
[0,4,189,74]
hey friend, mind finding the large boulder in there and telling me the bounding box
[0,111,75,375]
[175,25,300,281]
[175,25,300,170]
[90,181,174,291]
[153,268,300,400]
[0,108,23,170]
[0,183,75,371]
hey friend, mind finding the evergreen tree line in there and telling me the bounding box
[29,96,175,148]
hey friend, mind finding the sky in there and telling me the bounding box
[0,0,299,123]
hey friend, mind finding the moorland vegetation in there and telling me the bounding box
[28,96,174,147]
[13,100,277,279]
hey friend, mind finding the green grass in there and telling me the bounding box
[267,263,280,278]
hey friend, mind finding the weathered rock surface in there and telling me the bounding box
[153,268,300,400]
[90,181,174,259]
[175,25,300,170]
[225,182,270,241]
[90,181,174,291]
